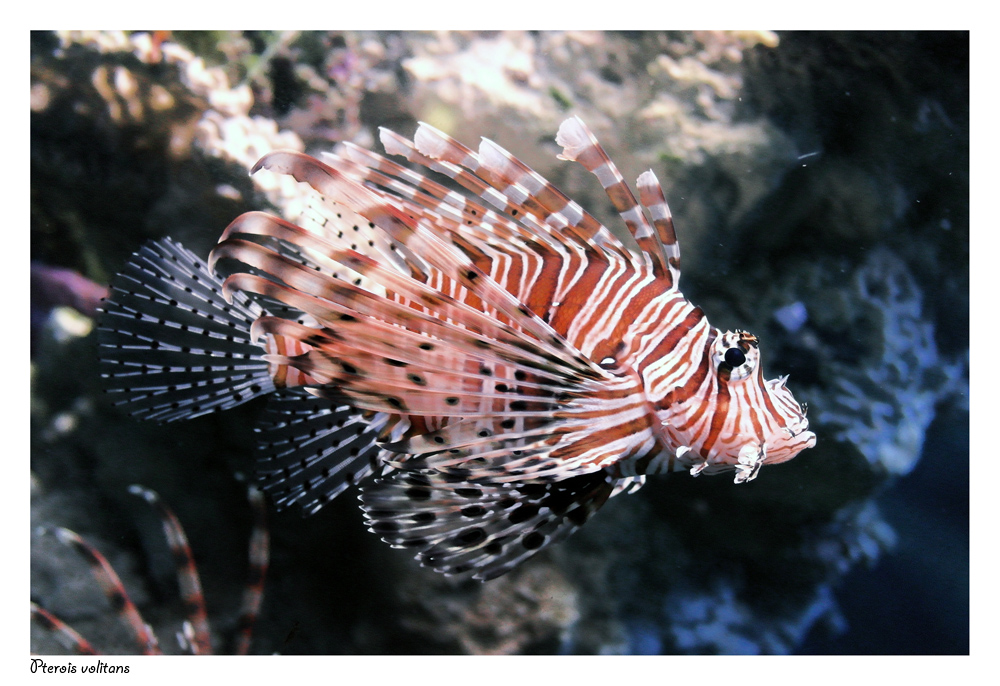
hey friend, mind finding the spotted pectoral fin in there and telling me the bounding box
[359,470,616,581]
[254,389,389,515]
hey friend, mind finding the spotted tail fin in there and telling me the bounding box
[359,470,617,581]
[97,238,277,422]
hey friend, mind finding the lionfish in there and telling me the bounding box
[98,117,816,581]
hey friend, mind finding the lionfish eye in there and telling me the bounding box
[724,347,747,367]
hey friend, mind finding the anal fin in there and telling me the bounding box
[254,390,388,515]
[359,470,616,581]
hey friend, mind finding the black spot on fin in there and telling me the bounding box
[254,389,388,515]
[358,470,615,581]
[97,238,274,422]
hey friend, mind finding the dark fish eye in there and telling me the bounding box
[724,347,746,367]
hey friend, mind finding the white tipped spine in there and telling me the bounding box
[413,122,452,160]
[555,116,593,161]
[378,127,411,158]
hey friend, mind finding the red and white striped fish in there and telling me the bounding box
[98,117,816,581]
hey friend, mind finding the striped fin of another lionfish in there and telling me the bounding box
[233,485,270,655]
[33,526,161,654]
[127,485,212,655]
[31,486,270,655]
[128,484,271,655]
[359,470,618,580]
[30,603,100,655]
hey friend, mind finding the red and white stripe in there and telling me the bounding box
[216,116,813,487]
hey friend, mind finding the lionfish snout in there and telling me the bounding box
[759,376,817,465]
[690,329,816,477]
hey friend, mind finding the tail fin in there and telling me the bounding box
[97,238,275,422]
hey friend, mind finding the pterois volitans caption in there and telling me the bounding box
[98,116,816,581]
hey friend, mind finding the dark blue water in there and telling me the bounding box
[800,399,969,653]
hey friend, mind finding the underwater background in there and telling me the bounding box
[30,30,968,655]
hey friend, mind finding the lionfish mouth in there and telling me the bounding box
[777,424,817,457]
[784,422,812,440]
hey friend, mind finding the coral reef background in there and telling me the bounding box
[30,30,968,655]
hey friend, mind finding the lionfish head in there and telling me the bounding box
[672,329,816,483]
